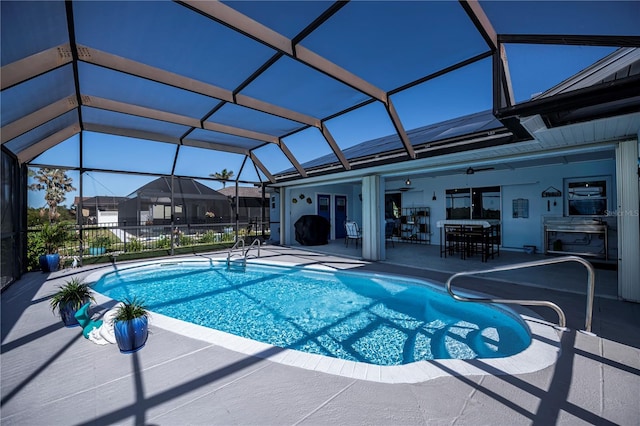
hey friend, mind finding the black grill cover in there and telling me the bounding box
[294,215,330,246]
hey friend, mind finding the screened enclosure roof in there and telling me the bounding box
[2,1,639,186]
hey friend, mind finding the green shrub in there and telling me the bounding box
[41,222,71,253]
[49,277,95,312]
[114,297,148,321]
[155,236,171,249]
[199,230,217,244]
[127,237,143,252]
[27,231,45,271]
[91,235,112,248]
[221,231,235,242]
[179,234,194,246]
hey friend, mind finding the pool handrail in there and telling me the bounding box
[445,255,596,333]
[245,238,261,259]
[227,238,261,268]
[227,238,245,264]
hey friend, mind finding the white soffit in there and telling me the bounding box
[521,112,640,148]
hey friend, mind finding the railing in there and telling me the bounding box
[26,221,269,271]
[227,238,245,264]
[445,255,596,333]
[226,237,261,270]
[245,238,261,259]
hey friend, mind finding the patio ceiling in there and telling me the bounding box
[2,1,639,185]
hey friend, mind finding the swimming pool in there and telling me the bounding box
[91,259,531,366]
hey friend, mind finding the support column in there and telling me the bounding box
[615,139,640,302]
[282,187,291,245]
[361,175,382,261]
[170,174,175,255]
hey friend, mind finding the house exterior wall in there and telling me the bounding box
[387,158,617,254]
[97,210,118,225]
[117,198,140,226]
[286,183,361,241]
[277,157,618,257]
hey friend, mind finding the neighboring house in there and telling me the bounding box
[72,196,128,225]
[217,186,270,225]
[118,177,229,226]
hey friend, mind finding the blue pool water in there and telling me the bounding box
[92,261,531,365]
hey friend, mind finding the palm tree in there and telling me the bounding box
[28,168,76,222]
[210,169,234,188]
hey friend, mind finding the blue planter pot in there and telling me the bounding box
[59,300,86,327]
[89,247,106,255]
[114,317,148,353]
[39,253,60,272]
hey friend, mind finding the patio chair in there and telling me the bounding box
[344,221,362,248]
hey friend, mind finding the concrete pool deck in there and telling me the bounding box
[2,245,639,425]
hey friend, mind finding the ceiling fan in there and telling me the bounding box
[465,166,494,175]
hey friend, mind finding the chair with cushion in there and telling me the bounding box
[344,221,362,248]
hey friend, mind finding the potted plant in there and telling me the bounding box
[49,277,95,327]
[113,297,149,353]
[39,222,69,272]
[89,235,111,255]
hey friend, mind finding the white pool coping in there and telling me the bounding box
[85,256,562,384]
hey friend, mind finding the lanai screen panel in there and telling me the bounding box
[5,112,78,156]
[480,1,640,104]
[239,55,370,118]
[82,133,176,175]
[0,1,68,65]
[226,1,335,38]
[31,135,80,169]
[81,108,188,142]
[78,63,217,120]
[283,127,338,167]
[301,1,490,91]
[73,1,276,89]
[1,65,76,128]
[175,148,248,181]
[184,129,265,151]
[209,104,305,137]
[390,58,494,131]
[479,1,640,36]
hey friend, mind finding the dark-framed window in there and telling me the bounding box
[446,186,500,220]
[565,176,610,216]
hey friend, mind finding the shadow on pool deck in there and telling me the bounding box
[2,245,639,425]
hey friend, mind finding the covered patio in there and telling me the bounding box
[295,239,619,299]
